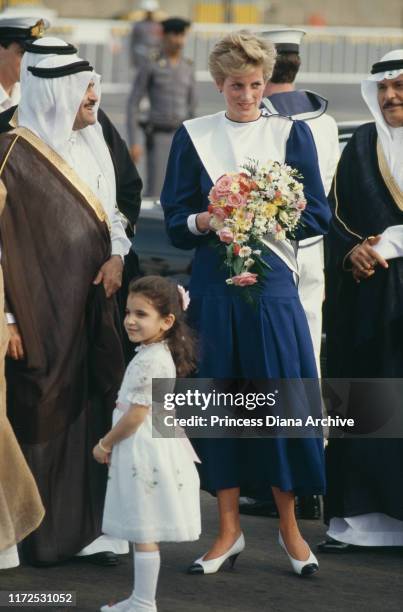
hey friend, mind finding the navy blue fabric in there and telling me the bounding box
[161,119,330,496]
[268,91,318,116]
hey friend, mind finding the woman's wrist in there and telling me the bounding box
[195,212,211,233]
[98,437,112,453]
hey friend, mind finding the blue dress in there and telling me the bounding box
[161,118,331,496]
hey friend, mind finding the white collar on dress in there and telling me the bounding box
[183,110,292,184]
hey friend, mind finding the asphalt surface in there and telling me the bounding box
[2,492,402,612]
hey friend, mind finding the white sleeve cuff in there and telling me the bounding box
[6,312,16,324]
[187,214,209,236]
[111,234,132,260]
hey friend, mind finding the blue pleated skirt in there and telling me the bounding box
[187,244,325,496]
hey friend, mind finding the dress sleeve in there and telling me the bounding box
[98,108,143,229]
[160,125,210,250]
[123,349,174,407]
[123,355,154,407]
[285,120,332,240]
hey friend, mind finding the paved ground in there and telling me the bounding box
[2,493,402,612]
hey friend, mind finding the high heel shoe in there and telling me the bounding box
[188,533,245,575]
[278,531,319,577]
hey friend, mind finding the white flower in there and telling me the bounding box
[253,249,261,255]
[239,246,252,258]
[209,216,225,231]
[245,258,255,268]
[275,229,286,241]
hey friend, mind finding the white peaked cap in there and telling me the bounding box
[0,15,50,38]
[259,28,306,53]
[139,0,159,11]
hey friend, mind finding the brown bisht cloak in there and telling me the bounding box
[0,127,125,564]
[0,180,45,554]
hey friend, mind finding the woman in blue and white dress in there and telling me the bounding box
[161,31,331,577]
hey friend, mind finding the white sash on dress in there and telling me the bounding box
[184,111,299,276]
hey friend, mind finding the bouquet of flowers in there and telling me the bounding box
[208,158,306,288]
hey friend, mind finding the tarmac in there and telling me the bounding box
[1,493,402,612]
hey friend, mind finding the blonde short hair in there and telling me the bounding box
[209,31,276,84]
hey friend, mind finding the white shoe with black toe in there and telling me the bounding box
[279,531,319,577]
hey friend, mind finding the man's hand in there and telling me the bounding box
[349,235,388,282]
[130,144,143,163]
[7,324,24,360]
[93,255,124,298]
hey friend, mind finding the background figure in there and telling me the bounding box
[0,180,44,570]
[240,28,339,522]
[0,16,49,111]
[262,28,339,373]
[322,49,403,552]
[129,0,162,70]
[127,17,196,197]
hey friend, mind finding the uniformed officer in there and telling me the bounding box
[261,28,339,374]
[127,16,196,197]
[0,16,49,112]
[129,0,162,69]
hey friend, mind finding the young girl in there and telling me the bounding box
[93,276,201,612]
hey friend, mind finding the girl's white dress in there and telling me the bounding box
[102,341,201,543]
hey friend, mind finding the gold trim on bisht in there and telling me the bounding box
[9,109,17,129]
[332,163,363,240]
[10,127,111,229]
[377,138,403,212]
[0,134,19,177]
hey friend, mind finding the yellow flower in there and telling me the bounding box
[265,203,278,218]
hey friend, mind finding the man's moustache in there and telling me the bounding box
[383,103,403,109]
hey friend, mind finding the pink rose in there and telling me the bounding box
[215,175,233,196]
[218,228,234,244]
[231,272,258,286]
[296,199,306,210]
[209,186,221,204]
[211,206,228,221]
[227,192,246,208]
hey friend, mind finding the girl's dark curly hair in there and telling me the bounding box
[128,275,197,377]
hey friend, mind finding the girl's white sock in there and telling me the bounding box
[132,550,160,611]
